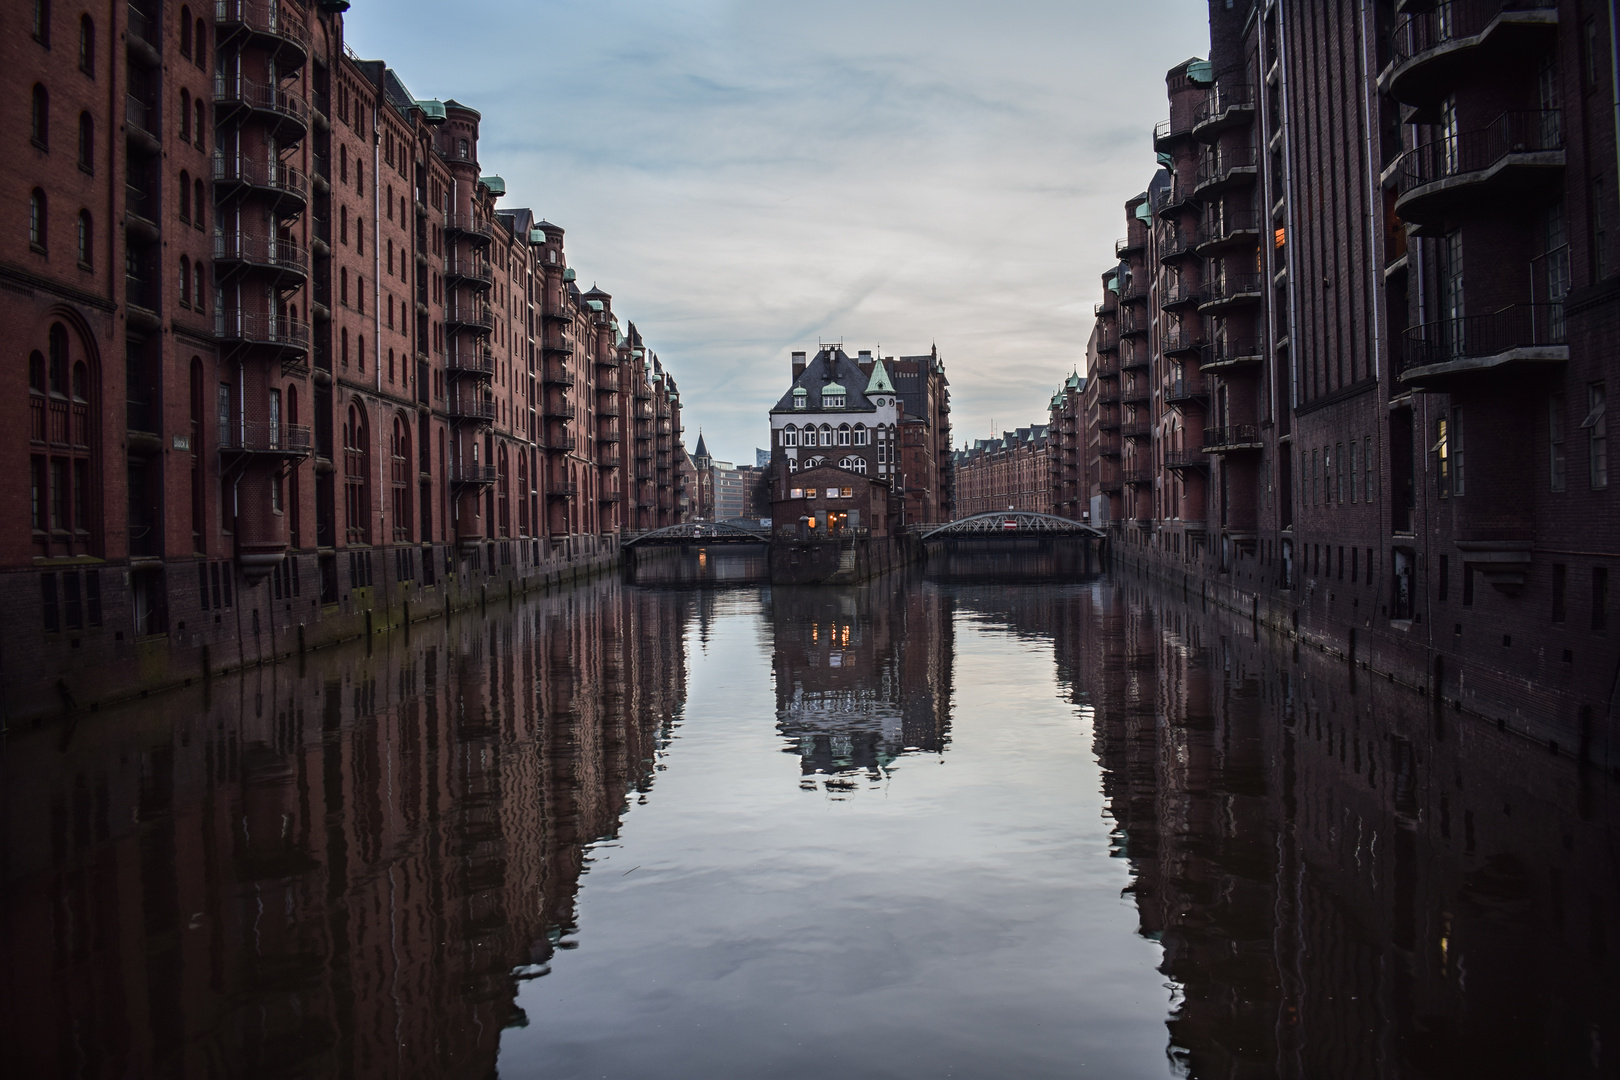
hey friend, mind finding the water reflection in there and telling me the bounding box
[3,571,1615,1079]
[1,581,693,1080]
[770,576,954,790]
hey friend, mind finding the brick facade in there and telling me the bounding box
[952,425,1052,516]
[1069,0,1620,764]
[2,0,691,721]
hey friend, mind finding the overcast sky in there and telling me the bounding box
[347,1,1210,466]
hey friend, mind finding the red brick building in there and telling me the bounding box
[2,0,690,720]
[1073,1,1619,760]
[952,425,1052,516]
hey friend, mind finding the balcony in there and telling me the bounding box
[214,232,309,280]
[444,255,494,288]
[541,399,571,418]
[1193,83,1255,141]
[219,421,312,456]
[1164,448,1208,471]
[1397,302,1567,389]
[1202,424,1264,452]
[126,4,161,66]
[542,363,575,386]
[1195,145,1258,195]
[1199,338,1263,371]
[446,303,495,331]
[1389,1,1558,111]
[1119,278,1149,306]
[1158,222,1198,265]
[1091,357,1119,379]
[1195,209,1262,255]
[1119,309,1148,338]
[445,213,494,243]
[446,346,495,377]
[1153,116,1194,152]
[1116,234,1144,258]
[213,75,309,137]
[1096,330,1119,354]
[1198,272,1264,314]
[1163,323,1206,358]
[1160,277,1203,312]
[1121,350,1149,372]
[212,154,307,211]
[215,0,312,66]
[448,397,497,423]
[1100,475,1124,493]
[1395,110,1563,229]
[124,94,160,152]
[597,400,621,417]
[1124,468,1155,486]
[1121,421,1151,440]
[449,463,497,486]
[546,481,578,499]
[215,310,311,351]
[1165,377,1208,408]
[1157,176,1200,220]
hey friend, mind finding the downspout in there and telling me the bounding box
[373,95,383,551]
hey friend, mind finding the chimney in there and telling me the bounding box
[791,350,807,378]
[857,349,874,375]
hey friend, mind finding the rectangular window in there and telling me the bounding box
[1437,554,1446,599]
[1435,416,1450,498]
[1451,408,1465,495]
[1550,394,1567,490]
[1463,563,1475,606]
[1596,567,1610,631]
[85,569,100,625]
[1349,440,1358,504]
[1336,443,1344,504]
[790,487,804,499]
[42,573,58,632]
[50,459,68,529]
[1364,436,1374,502]
[218,383,231,447]
[1311,449,1319,506]
[63,571,81,630]
[841,487,853,498]
[30,456,45,531]
[1553,563,1567,622]
[1587,382,1608,489]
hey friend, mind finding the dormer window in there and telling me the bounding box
[824,394,845,408]
[793,388,807,409]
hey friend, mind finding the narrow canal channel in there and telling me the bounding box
[4,559,1615,1079]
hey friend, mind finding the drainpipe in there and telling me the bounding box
[373,96,384,549]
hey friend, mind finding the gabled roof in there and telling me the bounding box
[770,348,879,414]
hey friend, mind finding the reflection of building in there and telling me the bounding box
[1011,580,1620,1080]
[1,579,693,1078]
[952,426,1052,516]
[770,576,953,787]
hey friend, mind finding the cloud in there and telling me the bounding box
[346,0,1209,463]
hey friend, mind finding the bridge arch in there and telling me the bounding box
[918,512,1104,542]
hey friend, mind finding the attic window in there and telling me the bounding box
[824,394,845,408]
[793,388,807,409]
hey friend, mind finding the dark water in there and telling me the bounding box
[3,560,1616,1079]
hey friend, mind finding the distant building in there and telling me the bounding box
[766,346,951,531]
[952,426,1052,516]
[1047,373,1089,521]
[755,448,772,469]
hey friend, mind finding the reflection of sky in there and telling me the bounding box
[501,587,1169,1079]
[346,1,1208,465]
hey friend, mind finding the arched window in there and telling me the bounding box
[344,404,371,543]
[32,0,49,45]
[357,334,365,371]
[853,424,869,446]
[339,144,348,183]
[781,426,798,447]
[179,170,191,221]
[516,452,529,536]
[48,325,66,393]
[77,112,93,171]
[36,322,99,555]
[819,423,832,447]
[838,424,851,446]
[76,210,91,266]
[341,326,350,366]
[179,255,191,306]
[356,160,363,193]
[356,219,364,254]
[29,190,46,249]
[497,446,510,536]
[193,261,206,313]
[194,100,205,147]
[193,178,205,228]
[340,266,349,305]
[78,15,94,75]
[31,84,48,149]
[841,456,867,475]
[195,18,206,68]
[180,89,191,141]
[388,347,395,381]
[391,415,411,542]
[180,7,191,57]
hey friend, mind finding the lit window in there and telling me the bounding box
[789,487,803,499]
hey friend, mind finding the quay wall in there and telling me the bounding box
[1108,532,1620,780]
[768,536,918,586]
[2,537,619,726]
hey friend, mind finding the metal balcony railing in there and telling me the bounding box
[1164,448,1208,469]
[1196,209,1262,249]
[445,213,494,240]
[212,154,308,201]
[219,421,312,454]
[1200,338,1263,368]
[1201,272,1265,306]
[215,310,311,348]
[1202,424,1263,449]
[446,346,495,375]
[214,232,309,275]
[127,4,157,48]
[1398,109,1563,197]
[449,463,497,485]
[1399,302,1566,374]
[1165,377,1208,404]
[214,1,312,55]
[1392,0,1557,68]
[445,255,493,285]
[448,397,497,421]
[542,363,575,386]
[125,94,158,140]
[445,303,494,330]
[1196,145,1258,189]
[1192,83,1255,129]
[214,74,309,128]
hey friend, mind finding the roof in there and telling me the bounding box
[865,362,896,395]
[770,348,880,414]
[693,431,710,460]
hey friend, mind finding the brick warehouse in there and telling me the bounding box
[952,425,1052,517]
[2,0,693,721]
[1061,0,1619,768]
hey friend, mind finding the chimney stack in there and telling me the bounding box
[791,350,807,378]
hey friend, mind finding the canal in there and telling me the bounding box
[3,560,1616,1078]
